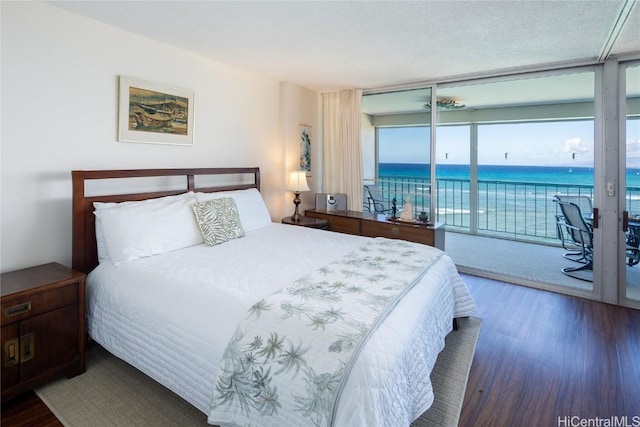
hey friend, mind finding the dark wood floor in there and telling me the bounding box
[459,274,640,426]
[1,390,62,427]
[2,274,638,426]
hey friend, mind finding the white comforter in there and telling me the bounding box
[86,223,476,426]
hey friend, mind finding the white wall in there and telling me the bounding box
[280,82,322,216]
[1,2,320,272]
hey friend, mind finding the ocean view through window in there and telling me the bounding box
[379,162,640,241]
[376,120,640,242]
[363,64,640,306]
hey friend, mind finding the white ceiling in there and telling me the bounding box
[50,0,640,96]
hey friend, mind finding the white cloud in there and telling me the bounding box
[563,137,591,155]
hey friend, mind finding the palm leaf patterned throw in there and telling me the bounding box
[209,238,444,426]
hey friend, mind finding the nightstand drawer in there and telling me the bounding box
[1,284,78,325]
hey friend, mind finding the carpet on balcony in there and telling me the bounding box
[446,231,640,301]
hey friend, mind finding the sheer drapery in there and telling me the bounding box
[322,89,363,211]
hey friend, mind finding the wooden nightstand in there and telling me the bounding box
[281,216,329,229]
[1,262,86,402]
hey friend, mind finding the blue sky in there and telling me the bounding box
[379,119,640,168]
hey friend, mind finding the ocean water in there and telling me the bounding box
[377,163,640,238]
[379,163,640,187]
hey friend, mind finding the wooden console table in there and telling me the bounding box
[305,209,445,250]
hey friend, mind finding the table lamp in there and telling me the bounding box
[287,171,310,221]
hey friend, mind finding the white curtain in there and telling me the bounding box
[322,89,363,211]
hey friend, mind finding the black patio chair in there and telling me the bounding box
[363,185,392,213]
[553,194,593,264]
[554,194,593,214]
[556,201,594,281]
[626,222,640,266]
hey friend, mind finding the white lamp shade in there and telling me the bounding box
[287,171,310,192]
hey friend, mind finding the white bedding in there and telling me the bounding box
[86,223,476,426]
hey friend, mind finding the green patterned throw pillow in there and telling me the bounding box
[192,198,245,246]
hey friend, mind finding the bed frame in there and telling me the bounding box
[72,167,260,275]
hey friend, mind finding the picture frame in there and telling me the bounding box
[118,76,195,146]
[299,124,312,173]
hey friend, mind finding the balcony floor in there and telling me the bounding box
[445,231,640,302]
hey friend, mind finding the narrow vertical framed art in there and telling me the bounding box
[299,124,312,175]
[118,76,195,146]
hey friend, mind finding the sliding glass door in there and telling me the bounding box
[623,62,640,307]
[435,125,471,230]
[362,87,433,219]
[436,69,598,294]
[361,60,638,306]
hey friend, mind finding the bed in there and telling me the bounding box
[71,167,477,426]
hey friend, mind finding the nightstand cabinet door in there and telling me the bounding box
[1,323,20,390]
[19,304,79,383]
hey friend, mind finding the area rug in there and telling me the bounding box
[36,316,481,427]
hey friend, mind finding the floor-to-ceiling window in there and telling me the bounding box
[475,120,594,241]
[434,70,598,292]
[623,62,640,307]
[435,125,471,229]
[361,60,639,305]
[362,87,433,218]
[377,126,431,215]
[436,119,596,241]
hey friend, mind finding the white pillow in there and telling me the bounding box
[94,192,195,263]
[93,193,202,265]
[195,188,272,232]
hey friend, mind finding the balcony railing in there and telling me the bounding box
[368,176,640,243]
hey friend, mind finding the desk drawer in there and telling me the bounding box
[361,221,433,246]
[306,211,360,235]
[1,284,78,325]
[326,216,360,235]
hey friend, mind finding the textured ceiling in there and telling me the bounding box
[51,0,640,94]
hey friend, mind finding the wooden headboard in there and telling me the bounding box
[72,167,260,275]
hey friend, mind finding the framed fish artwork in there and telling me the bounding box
[118,76,194,146]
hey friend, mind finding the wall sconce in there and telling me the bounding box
[287,171,310,222]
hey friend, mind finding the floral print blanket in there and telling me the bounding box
[208,238,444,427]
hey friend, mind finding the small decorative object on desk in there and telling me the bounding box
[398,199,417,223]
[418,211,428,223]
